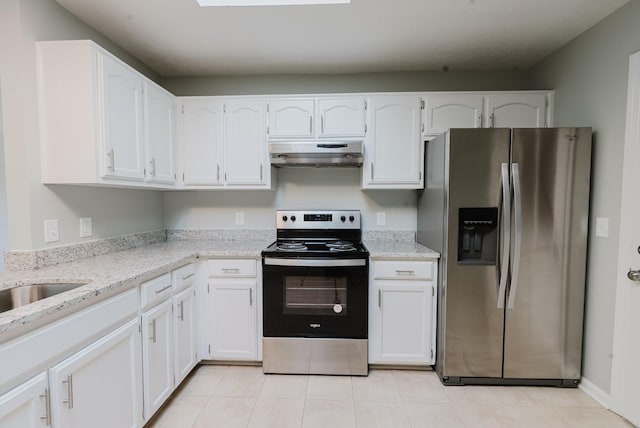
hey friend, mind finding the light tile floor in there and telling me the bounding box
[146,365,633,428]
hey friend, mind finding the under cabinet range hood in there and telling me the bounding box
[268,141,363,167]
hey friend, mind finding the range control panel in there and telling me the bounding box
[276,210,361,229]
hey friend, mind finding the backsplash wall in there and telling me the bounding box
[163,168,417,231]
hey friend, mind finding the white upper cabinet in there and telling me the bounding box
[362,95,423,189]
[36,40,175,189]
[267,99,314,138]
[318,97,366,137]
[224,99,270,187]
[485,93,548,128]
[424,94,483,134]
[178,98,224,187]
[144,81,176,185]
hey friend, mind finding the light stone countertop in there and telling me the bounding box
[0,239,272,342]
[0,237,439,342]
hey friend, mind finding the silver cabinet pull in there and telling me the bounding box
[155,285,172,294]
[321,114,324,134]
[370,163,374,181]
[150,158,156,176]
[260,164,263,181]
[309,116,312,134]
[179,301,185,321]
[395,270,415,276]
[378,289,381,308]
[182,272,195,280]
[62,375,74,409]
[40,387,52,425]
[477,114,482,128]
[489,113,495,128]
[628,269,640,282]
[217,164,220,182]
[150,319,157,343]
[222,268,240,273]
[106,149,115,171]
[249,288,253,306]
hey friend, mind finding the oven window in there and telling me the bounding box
[284,276,347,316]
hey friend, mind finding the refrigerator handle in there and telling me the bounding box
[497,163,510,309]
[508,163,523,309]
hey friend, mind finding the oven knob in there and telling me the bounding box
[291,215,296,222]
[340,216,346,222]
[282,215,288,222]
[333,304,343,314]
[349,215,355,222]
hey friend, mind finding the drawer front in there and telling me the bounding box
[373,260,434,280]
[172,263,196,293]
[140,272,173,310]
[208,259,256,277]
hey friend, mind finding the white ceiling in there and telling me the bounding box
[55,0,628,77]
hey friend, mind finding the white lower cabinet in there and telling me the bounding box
[49,319,143,428]
[141,299,174,420]
[0,372,50,428]
[369,260,437,365]
[205,259,259,361]
[173,286,198,385]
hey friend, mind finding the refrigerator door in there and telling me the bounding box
[504,128,592,381]
[442,128,511,379]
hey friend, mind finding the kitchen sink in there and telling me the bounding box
[0,281,90,314]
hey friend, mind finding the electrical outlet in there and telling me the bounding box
[235,212,245,226]
[44,219,59,243]
[80,217,92,238]
[376,212,386,226]
[595,217,609,238]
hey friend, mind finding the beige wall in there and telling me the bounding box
[529,0,640,394]
[0,0,164,250]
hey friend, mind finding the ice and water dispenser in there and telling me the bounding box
[457,208,498,265]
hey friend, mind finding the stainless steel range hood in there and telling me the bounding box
[268,141,363,167]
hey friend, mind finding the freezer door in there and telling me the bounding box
[504,128,591,380]
[442,128,511,379]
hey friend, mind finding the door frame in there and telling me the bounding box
[610,50,640,424]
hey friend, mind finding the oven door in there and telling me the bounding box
[262,258,368,339]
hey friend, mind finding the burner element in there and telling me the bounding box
[326,241,357,252]
[276,241,308,252]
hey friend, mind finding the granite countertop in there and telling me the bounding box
[0,236,439,342]
[0,239,272,342]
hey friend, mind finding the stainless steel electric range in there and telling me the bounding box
[261,210,369,376]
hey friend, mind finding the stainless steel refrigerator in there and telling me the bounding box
[417,128,592,386]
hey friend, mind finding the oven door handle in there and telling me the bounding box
[263,258,367,267]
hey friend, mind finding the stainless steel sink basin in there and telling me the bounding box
[0,281,90,314]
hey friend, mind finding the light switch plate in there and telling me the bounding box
[44,219,59,243]
[80,217,92,238]
[595,217,609,237]
[235,212,245,226]
[376,212,386,226]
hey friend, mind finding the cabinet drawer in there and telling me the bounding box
[172,263,196,293]
[373,260,433,280]
[208,259,256,277]
[140,272,173,310]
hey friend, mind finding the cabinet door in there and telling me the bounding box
[173,286,198,385]
[180,99,224,186]
[141,300,174,421]
[224,100,268,186]
[370,282,434,364]
[145,81,176,185]
[363,96,423,188]
[267,99,314,138]
[209,279,258,360]
[99,53,145,181]
[49,319,143,428]
[318,97,366,137]
[424,94,483,134]
[485,93,547,128]
[0,372,49,428]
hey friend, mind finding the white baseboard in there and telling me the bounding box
[580,376,611,409]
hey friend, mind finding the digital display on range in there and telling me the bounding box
[304,214,332,222]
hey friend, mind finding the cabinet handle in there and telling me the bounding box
[150,158,156,176]
[490,113,495,128]
[217,164,220,182]
[378,289,381,308]
[249,288,253,306]
[179,301,185,321]
[370,163,374,181]
[106,149,115,171]
[150,319,157,343]
[222,268,240,273]
[155,285,172,294]
[40,387,52,425]
[321,115,324,134]
[395,270,415,276]
[477,114,482,128]
[62,374,74,409]
[182,272,195,280]
[260,164,263,181]
[309,116,312,134]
